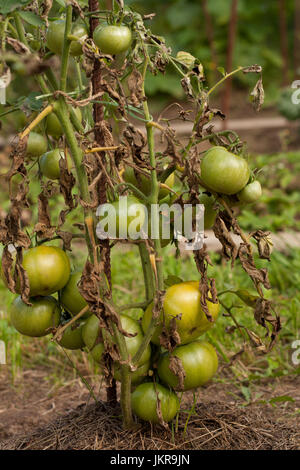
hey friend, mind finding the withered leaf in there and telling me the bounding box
[213,214,238,264]
[59,157,76,210]
[168,355,186,391]
[1,245,16,292]
[34,192,56,239]
[250,77,264,112]
[14,248,30,305]
[127,69,144,107]
[159,315,181,352]
[238,244,271,289]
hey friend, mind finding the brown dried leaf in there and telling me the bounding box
[168,355,186,391]
[250,77,264,112]
[154,384,169,430]
[34,192,56,239]
[127,69,144,108]
[14,248,30,305]
[213,214,238,264]
[250,230,272,261]
[159,315,181,352]
[59,157,76,210]
[1,246,16,292]
[238,244,271,289]
[56,230,73,251]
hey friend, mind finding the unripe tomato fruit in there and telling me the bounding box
[238,180,262,204]
[114,360,151,385]
[11,295,60,337]
[57,322,85,350]
[123,167,175,200]
[46,20,87,56]
[19,246,71,297]
[93,25,132,55]
[82,314,151,367]
[158,340,218,391]
[61,271,91,319]
[46,107,82,139]
[142,281,219,345]
[26,132,48,158]
[200,146,250,195]
[199,193,217,230]
[131,383,179,424]
[98,195,146,239]
[40,149,71,180]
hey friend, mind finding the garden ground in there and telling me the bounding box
[0,363,299,450]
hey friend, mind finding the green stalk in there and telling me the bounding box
[60,5,72,92]
[12,12,29,48]
[138,242,154,301]
[132,56,165,366]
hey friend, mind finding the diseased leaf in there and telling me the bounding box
[250,77,264,112]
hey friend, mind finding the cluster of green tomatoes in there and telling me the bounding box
[2,243,220,424]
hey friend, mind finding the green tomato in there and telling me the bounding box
[93,25,132,55]
[46,107,82,139]
[82,314,151,367]
[199,193,217,230]
[114,361,151,385]
[200,146,250,195]
[40,149,71,180]
[123,167,175,200]
[61,271,91,319]
[142,281,219,346]
[46,20,87,56]
[238,180,262,204]
[57,322,85,350]
[11,295,60,337]
[131,383,180,424]
[98,195,146,239]
[158,340,218,391]
[26,132,48,158]
[19,246,71,297]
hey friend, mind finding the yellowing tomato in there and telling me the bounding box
[142,281,219,345]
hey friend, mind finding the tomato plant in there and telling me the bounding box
[0,0,280,431]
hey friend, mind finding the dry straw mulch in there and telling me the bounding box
[1,399,298,450]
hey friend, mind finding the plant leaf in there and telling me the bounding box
[18,10,45,27]
[0,0,32,14]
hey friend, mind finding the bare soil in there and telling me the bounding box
[0,365,299,450]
